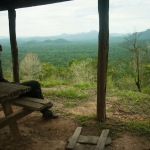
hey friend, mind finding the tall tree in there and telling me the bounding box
[123,32,145,92]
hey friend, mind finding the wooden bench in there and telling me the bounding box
[0,108,32,129]
[12,97,53,111]
[0,97,53,129]
[0,82,53,139]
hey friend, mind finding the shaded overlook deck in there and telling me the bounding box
[0,0,109,121]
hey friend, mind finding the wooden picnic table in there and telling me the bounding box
[0,82,31,102]
[0,82,53,140]
[0,82,31,139]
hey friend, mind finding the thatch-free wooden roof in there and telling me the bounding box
[0,0,71,11]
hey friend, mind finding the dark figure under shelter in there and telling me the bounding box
[0,44,57,119]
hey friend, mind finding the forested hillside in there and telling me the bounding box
[0,29,150,94]
[1,40,98,66]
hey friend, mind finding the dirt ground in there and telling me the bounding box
[0,98,150,150]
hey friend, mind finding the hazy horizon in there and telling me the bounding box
[1,29,149,39]
[0,0,150,37]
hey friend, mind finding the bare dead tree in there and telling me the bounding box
[123,32,144,92]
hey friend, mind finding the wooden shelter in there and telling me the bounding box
[0,0,109,122]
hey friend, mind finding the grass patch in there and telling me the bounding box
[95,117,129,137]
[75,114,96,127]
[110,90,150,115]
[75,115,148,137]
[115,90,150,101]
[40,80,69,87]
[43,87,88,100]
[96,118,150,137]
[73,82,93,89]
[64,102,78,107]
[125,120,150,136]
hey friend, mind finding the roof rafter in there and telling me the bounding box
[0,0,71,11]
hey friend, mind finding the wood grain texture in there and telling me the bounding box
[95,129,109,150]
[66,127,82,149]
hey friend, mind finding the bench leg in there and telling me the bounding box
[2,102,21,140]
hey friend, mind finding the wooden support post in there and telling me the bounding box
[97,0,109,122]
[0,108,32,129]
[8,9,19,83]
[2,102,21,140]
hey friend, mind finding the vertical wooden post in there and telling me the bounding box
[8,9,19,83]
[2,102,21,140]
[97,0,109,122]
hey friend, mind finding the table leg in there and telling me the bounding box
[2,102,21,140]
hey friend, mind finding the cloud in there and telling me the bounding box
[0,0,150,36]
[14,0,98,36]
[0,11,9,36]
[110,0,150,33]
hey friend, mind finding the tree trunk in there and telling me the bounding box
[136,52,141,92]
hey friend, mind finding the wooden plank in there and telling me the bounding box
[74,143,95,150]
[12,99,44,111]
[95,129,109,150]
[0,108,32,129]
[105,137,111,146]
[19,97,53,106]
[66,127,82,150]
[1,101,21,140]
[78,135,99,145]
[69,135,111,146]
[104,147,112,150]
[12,97,53,110]
[0,82,31,103]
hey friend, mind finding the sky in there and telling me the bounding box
[0,0,150,36]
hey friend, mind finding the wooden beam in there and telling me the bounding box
[0,0,71,11]
[0,108,32,129]
[97,0,109,122]
[2,101,21,140]
[8,9,20,83]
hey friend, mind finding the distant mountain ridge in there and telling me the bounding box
[0,29,150,44]
[25,38,69,45]
[138,29,150,39]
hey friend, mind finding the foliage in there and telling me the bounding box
[43,87,88,100]
[73,82,92,89]
[20,53,41,80]
[69,58,97,83]
[122,32,147,92]
[125,121,150,136]
[41,63,57,80]
[111,90,150,115]
[114,77,137,91]
[1,37,150,94]
[97,118,150,137]
[64,102,78,108]
[40,79,69,87]
[75,114,96,127]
